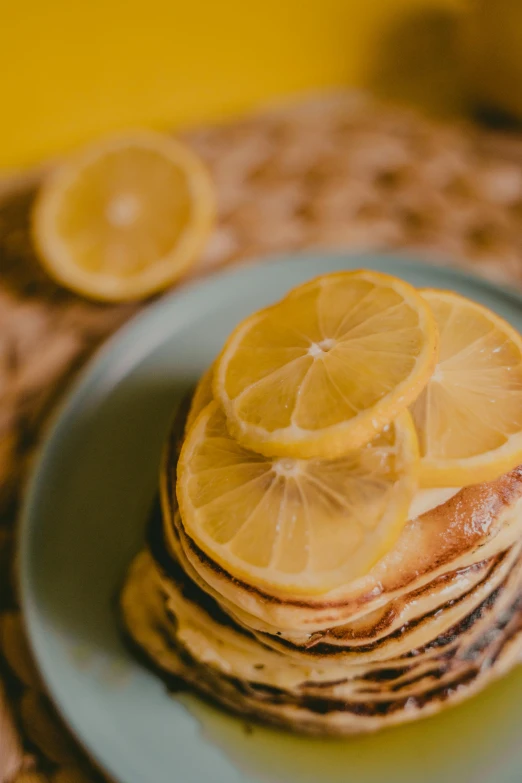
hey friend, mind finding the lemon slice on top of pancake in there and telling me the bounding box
[177,401,419,595]
[412,289,522,487]
[213,270,438,460]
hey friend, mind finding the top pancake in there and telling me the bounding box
[162,397,522,634]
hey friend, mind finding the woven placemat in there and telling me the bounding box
[2,91,522,783]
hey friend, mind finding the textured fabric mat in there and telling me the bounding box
[2,91,522,783]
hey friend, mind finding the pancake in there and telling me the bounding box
[120,398,522,735]
[121,544,522,735]
[165,473,522,634]
[152,488,522,661]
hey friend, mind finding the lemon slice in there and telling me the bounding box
[214,270,438,459]
[177,401,419,595]
[185,366,214,434]
[32,132,215,302]
[411,289,522,487]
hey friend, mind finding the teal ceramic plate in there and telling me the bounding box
[20,253,522,783]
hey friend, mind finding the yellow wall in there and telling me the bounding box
[2,0,461,169]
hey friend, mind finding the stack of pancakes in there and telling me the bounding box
[121,398,522,735]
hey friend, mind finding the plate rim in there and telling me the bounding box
[17,250,522,782]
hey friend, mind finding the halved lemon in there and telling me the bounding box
[411,289,522,487]
[176,401,419,594]
[32,132,215,302]
[185,366,214,434]
[214,270,438,459]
